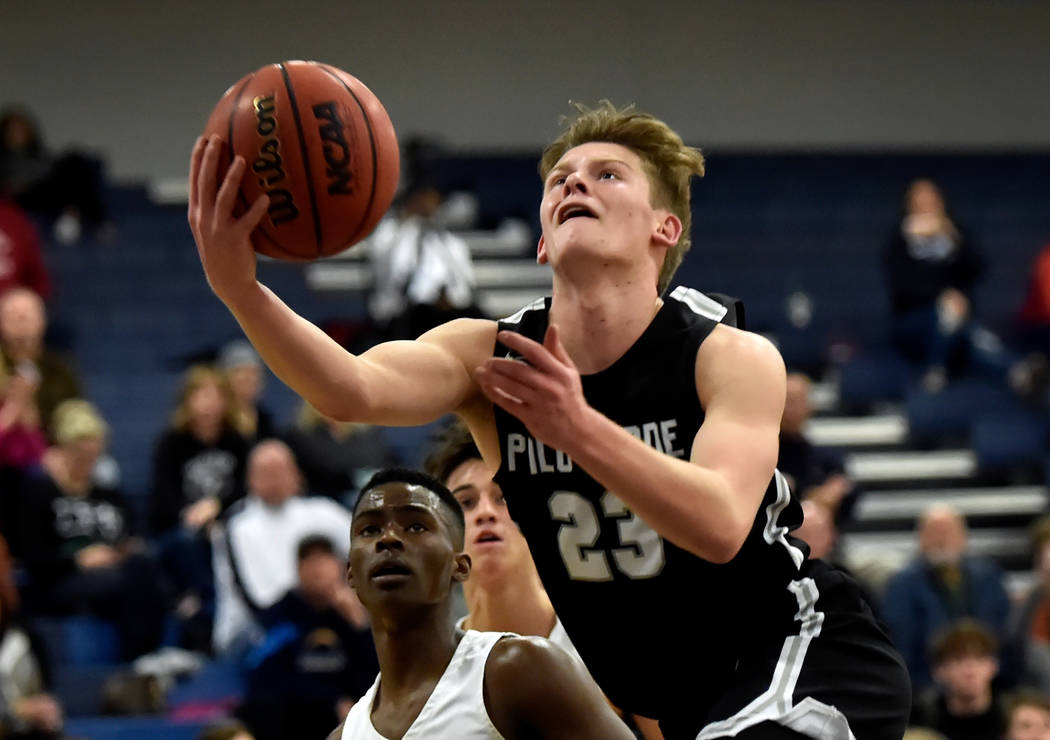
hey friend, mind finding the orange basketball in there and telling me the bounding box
[202,61,399,260]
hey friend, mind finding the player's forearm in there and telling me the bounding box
[223,282,370,420]
[569,410,750,563]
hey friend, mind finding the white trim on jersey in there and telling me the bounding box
[668,286,729,322]
[762,470,806,570]
[695,577,855,740]
[500,297,546,325]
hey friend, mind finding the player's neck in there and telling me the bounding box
[370,604,462,698]
[463,562,556,637]
[550,275,662,375]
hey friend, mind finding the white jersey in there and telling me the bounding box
[342,629,509,739]
[456,614,586,668]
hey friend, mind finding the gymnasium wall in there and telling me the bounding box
[2,0,1049,182]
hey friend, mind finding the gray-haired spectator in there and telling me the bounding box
[882,504,1011,692]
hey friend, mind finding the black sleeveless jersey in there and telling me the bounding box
[493,287,808,719]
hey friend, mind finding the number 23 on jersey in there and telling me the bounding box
[549,491,665,581]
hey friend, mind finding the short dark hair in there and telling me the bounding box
[424,421,482,484]
[355,467,465,547]
[929,618,998,666]
[1005,689,1050,717]
[297,534,336,562]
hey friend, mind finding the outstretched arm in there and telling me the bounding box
[475,323,784,562]
[187,136,494,425]
[485,636,636,740]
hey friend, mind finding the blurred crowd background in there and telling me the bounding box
[2,2,1050,739]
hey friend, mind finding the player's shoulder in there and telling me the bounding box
[416,316,499,367]
[418,316,498,350]
[698,323,784,375]
[326,720,344,740]
[486,634,575,686]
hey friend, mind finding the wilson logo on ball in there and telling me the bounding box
[202,60,399,260]
[251,94,299,226]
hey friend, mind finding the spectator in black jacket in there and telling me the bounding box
[149,364,249,652]
[884,178,1019,391]
[237,535,376,740]
[18,400,166,660]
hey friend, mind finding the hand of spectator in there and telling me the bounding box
[804,474,852,513]
[331,583,369,629]
[938,288,970,326]
[182,496,221,531]
[336,697,356,721]
[12,694,63,731]
[75,543,122,570]
[0,363,41,431]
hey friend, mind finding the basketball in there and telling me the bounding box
[201,60,400,260]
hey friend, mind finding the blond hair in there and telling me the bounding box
[171,364,239,432]
[540,101,705,294]
[51,399,109,445]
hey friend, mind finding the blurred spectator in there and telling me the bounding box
[0,288,79,436]
[882,503,1011,692]
[217,340,274,443]
[884,178,1035,392]
[1006,515,1050,694]
[367,179,483,340]
[1016,239,1050,355]
[211,440,352,656]
[0,199,49,300]
[885,178,984,390]
[1,534,64,740]
[148,365,249,535]
[236,535,375,740]
[283,401,400,503]
[1003,691,1050,740]
[778,372,854,519]
[0,106,110,244]
[18,400,166,660]
[148,365,249,651]
[910,619,1006,740]
[197,720,255,740]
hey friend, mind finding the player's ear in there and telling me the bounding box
[652,211,682,249]
[346,558,355,591]
[452,551,471,584]
[536,234,548,265]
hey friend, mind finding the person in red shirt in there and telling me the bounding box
[0,199,49,300]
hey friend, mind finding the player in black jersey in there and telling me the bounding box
[189,102,910,738]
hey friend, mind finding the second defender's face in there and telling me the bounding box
[1008,706,1050,740]
[539,142,662,265]
[448,458,529,574]
[349,483,461,610]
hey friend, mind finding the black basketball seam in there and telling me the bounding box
[279,62,324,257]
[226,74,299,260]
[316,62,380,248]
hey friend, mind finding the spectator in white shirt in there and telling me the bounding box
[368,180,482,340]
[211,439,352,655]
